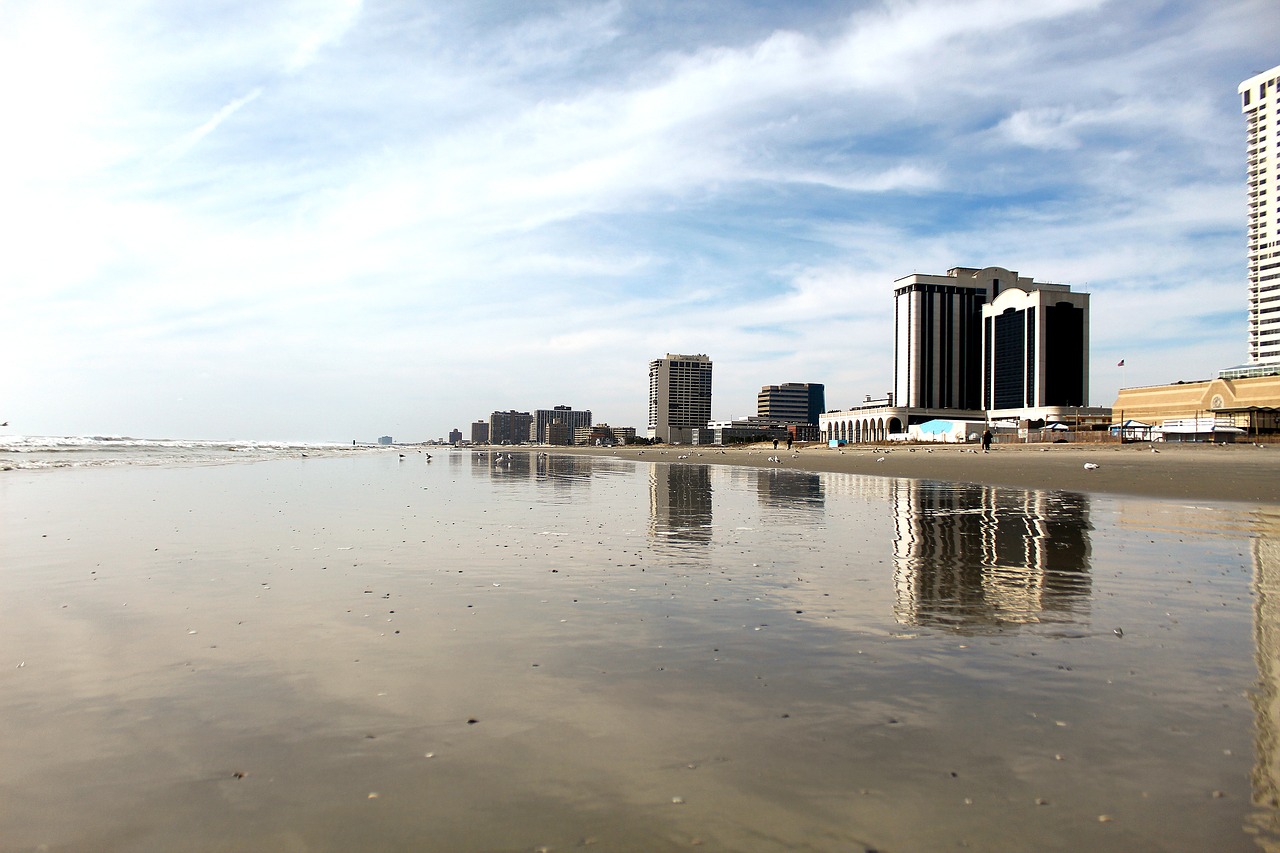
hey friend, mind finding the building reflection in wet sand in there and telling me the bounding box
[472,450,531,478]
[892,480,1092,630]
[649,463,713,549]
[752,468,824,516]
[1252,510,1280,837]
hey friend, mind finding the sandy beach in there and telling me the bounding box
[561,441,1280,505]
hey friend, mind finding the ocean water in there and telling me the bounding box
[0,449,1276,852]
[0,435,397,470]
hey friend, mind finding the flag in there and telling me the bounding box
[1117,359,1125,367]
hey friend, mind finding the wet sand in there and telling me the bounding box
[564,441,1280,505]
[2,453,1278,851]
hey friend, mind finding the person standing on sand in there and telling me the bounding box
[787,437,793,451]
[773,438,779,450]
[981,429,992,453]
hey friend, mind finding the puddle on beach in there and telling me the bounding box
[1,451,1278,851]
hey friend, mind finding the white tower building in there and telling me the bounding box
[1242,64,1280,367]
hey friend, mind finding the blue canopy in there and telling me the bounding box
[916,419,955,434]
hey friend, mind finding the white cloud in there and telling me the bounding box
[284,0,363,74]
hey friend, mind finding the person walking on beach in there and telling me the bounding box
[786,436,793,451]
[981,428,992,453]
[773,438,779,450]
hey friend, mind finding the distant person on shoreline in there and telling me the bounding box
[982,428,993,453]
[773,438,779,450]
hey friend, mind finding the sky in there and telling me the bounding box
[1,0,1276,442]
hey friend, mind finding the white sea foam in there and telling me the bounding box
[0,435,394,470]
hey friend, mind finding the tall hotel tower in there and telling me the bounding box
[1242,65,1280,367]
[893,267,1023,410]
[894,266,1089,416]
[648,353,713,444]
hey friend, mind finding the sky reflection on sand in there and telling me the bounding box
[0,451,1276,851]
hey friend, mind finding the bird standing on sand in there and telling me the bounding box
[1083,463,1099,470]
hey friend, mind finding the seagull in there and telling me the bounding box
[876,456,886,463]
[1083,462,1099,470]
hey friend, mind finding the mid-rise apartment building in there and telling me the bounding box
[757,383,825,424]
[532,406,592,445]
[488,410,533,445]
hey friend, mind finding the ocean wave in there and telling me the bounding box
[0,436,398,470]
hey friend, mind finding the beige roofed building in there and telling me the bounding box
[1113,374,1280,434]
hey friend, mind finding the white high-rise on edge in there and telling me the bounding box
[1242,64,1280,367]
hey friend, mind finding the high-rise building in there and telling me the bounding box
[488,410,533,445]
[893,267,1020,409]
[532,406,592,445]
[1241,64,1280,367]
[448,428,463,445]
[982,284,1089,413]
[648,353,712,443]
[894,267,1088,417]
[757,383,825,424]
[470,420,490,444]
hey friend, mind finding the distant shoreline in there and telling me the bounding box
[547,442,1280,505]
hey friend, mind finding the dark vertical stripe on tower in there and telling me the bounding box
[1025,307,1036,407]
[983,316,992,409]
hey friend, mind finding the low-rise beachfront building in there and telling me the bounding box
[573,424,639,446]
[708,416,794,445]
[610,426,638,444]
[1112,373,1280,436]
[819,400,985,444]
